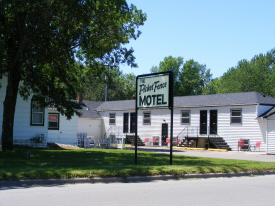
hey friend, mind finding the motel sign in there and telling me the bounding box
[137,75,169,108]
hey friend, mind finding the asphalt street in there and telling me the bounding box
[1,175,275,206]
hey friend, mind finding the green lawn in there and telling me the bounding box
[1,148,275,180]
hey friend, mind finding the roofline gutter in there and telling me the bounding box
[96,103,275,112]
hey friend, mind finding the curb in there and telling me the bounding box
[207,149,228,152]
[173,147,206,151]
[1,170,275,188]
[127,146,228,152]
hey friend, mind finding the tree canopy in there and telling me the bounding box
[78,65,136,101]
[203,48,275,97]
[151,56,212,96]
[0,0,146,150]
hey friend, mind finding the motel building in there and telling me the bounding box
[1,72,275,154]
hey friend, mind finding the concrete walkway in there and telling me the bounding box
[128,146,275,162]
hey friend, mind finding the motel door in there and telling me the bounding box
[200,110,207,135]
[123,113,129,133]
[162,123,168,145]
[130,113,136,133]
[210,110,217,134]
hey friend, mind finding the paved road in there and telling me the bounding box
[1,175,275,206]
[129,146,275,162]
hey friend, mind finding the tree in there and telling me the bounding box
[78,65,136,101]
[217,49,275,96]
[150,56,184,96]
[202,78,221,95]
[117,73,137,100]
[0,0,146,150]
[151,57,212,96]
[179,59,212,96]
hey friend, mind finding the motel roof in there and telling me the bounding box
[80,101,103,118]
[95,92,275,112]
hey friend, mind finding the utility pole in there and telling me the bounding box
[105,65,109,102]
[105,65,116,102]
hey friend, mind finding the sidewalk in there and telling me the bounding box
[127,146,275,162]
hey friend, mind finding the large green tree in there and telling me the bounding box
[151,57,212,96]
[216,49,275,96]
[179,59,212,96]
[150,56,184,96]
[0,0,146,150]
[201,78,221,95]
[78,65,136,101]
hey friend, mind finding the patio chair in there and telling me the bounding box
[252,141,261,152]
[238,140,244,151]
[166,138,170,147]
[94,140,100,148]
[175,138,181,147]
[152,137,158,146]
[144,138,150,146]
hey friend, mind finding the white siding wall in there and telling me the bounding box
[138,109,172,146]
[100,111,131,137]
[100,105,268,151]
[214,105,265,152]
[0,76,48,147]
[266,121,275,154]
[48,110,78,145]
[265,113,275,154]
[77,118,102,141]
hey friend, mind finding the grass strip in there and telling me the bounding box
[1,148,275,180]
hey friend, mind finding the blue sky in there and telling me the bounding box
[120,0,275,78]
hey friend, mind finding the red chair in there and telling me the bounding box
[152,137,157,146]
[172,138,181,146]
[238,140,244,151]
[176,138,181,146]
[252,141,261,152]
[166,138,170,147]
[144,138,149,146]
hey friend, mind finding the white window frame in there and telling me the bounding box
[31,100,44,126]
[109,113,116,125]
[181,110,190,125]
[143,112,151,125]
[230,108,242,124]
[48,113,60,130]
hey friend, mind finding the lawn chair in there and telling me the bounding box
[174,138,181,147]
[166,138,170,147]
[252,141,261,152]
[238,140,244,151]
[152,137,158,146]
[144,138,150,146]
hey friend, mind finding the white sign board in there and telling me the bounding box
[137,75,169,108]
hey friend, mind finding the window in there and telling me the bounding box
[231,109,242,124]
[48,113,59,130]
[109,113,116,125]
[31,100,44,126]
[181,110,190,124]
[143,112,151,125]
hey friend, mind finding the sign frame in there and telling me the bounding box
[135,71,174,165]
[137,75,170,108]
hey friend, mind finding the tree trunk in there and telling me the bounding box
[1,72,20,151]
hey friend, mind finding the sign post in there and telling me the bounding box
[135,71,174,165]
